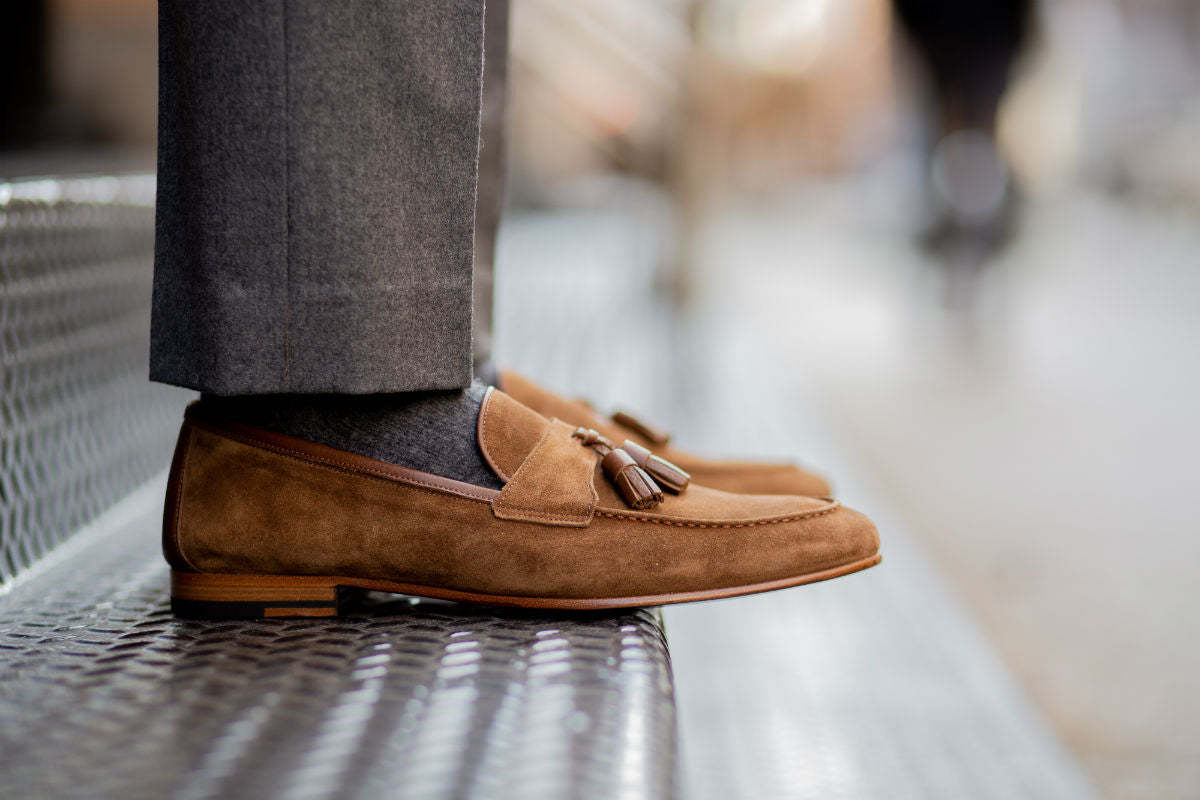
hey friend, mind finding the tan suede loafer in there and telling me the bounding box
[498,370,833,497]
[165,389,878,618]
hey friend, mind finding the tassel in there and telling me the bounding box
[611,411,671,447]
[620,441,690,494]
[601,449,663,510]
[572,426,667,509]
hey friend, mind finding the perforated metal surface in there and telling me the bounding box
[0,175,187,586]
[0,503,677,800]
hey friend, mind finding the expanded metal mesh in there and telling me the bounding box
[0,514,678,800]
[0,174,187,586]
[0,176,679,800]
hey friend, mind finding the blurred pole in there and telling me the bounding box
[893,0,1033,303]
[665,0,705,312]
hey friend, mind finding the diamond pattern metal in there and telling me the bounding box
[0,175,188,586]
[0,513,678,799]
[0,179,678,798]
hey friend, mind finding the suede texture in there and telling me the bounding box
[492,419,598,527]
[479,391,827,524]
[476,385,547,481]
[497,370,833,497]
[165,391,879,600]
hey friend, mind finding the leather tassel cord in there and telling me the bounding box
[571,427,690,510]
[610,410,671,447]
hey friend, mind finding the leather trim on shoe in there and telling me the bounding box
[611,410,670,446]
[183,408,500,503]
[477,386,554,482]
[477,386,511,481]
[171,553,881,612]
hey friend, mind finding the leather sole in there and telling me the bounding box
[170,554,882,618]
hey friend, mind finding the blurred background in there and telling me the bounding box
[2,1,1198,799]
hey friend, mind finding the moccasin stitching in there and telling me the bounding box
[596,505,839,528]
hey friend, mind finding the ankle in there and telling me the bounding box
[200,380,502,489]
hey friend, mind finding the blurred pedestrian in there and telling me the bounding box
[893,0,1034,262]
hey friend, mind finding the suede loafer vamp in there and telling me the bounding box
[498,370,834,497]
[166,389,880,618]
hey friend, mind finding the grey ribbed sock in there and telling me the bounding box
[201,379,503,489]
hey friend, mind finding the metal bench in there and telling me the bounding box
[0,175,676,800]
[1,172,1099,799]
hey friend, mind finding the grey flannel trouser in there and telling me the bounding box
[151,0,508,395]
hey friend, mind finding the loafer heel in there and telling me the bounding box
[170,571,346,619]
